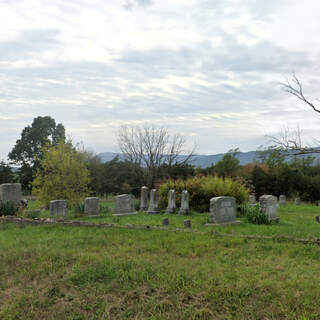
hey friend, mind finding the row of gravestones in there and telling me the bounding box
[249,194,303,206]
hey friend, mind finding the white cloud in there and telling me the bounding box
[1,0,320,160]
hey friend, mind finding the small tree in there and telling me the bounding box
[32,140,90,207]
[214,149,240,178]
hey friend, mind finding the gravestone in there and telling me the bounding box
[50,200,68,217]
[249,194,256,205]
[147,189,160,214]
[113,194,136,216]
[0,183,22,205]
[140,186,149,211]
[207,196,240,225]
[279,195,286,205]
[295,197,301,205]
[162,218,169,226]
[317,200,320,207]
[184,219,192,228]
[84,197,99,215]
[179,190,189,215]
[165,189,176,214]
[259,195,279,222]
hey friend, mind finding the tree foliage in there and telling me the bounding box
[0,160,15,184]
[8,116,65,191]
[32,140,90,207]
[214,149,240,178]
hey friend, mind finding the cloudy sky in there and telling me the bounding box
[1,0,320,160]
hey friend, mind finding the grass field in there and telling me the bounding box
[1,201,320,319]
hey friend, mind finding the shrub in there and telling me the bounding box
[158,175,249,212]
[245,205,270,225]
[0,201,18,216]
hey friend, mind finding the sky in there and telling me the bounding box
[1,0,320,160]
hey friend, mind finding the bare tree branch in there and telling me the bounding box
[280,73,320,114]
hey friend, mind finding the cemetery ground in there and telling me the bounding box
[1,201,320,319]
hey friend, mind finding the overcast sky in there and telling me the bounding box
[1,0,320,160]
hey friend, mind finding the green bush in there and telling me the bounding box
[158,175,249,212]
[245,205,270,225]
[0,201,18,216]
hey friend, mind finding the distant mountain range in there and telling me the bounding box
[98,150,320,168]
[97,151,259,168]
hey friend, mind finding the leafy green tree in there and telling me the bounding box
[256,146,286,169]
[32,140,90,207]
[8,116,65,191]
[215,149,240,178]
[0,160,15,184]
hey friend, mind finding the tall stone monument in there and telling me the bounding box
[50,200,68,217]
[0,183,22,205]
[179,190,190,215]
[140,186,149,211]
[113,194,136,216]
[147,189,159,214]
[165,189,176,214]
[259,195,279,222]
[207,196,240,225]
[84,197,99,215]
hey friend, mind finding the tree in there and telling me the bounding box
[270,74,320,154]
[8,116,65,191]
[0,160,15,184]
[117,124,195,187]
[32,140,90,207]
[214,148,240,178]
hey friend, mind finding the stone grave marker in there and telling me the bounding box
[84,197,99,215]
[147,189,160,214]
[113,194,136,216]
[184,219,192,228]
[165,189,176,214]
[162,218,169,226]
[50,200,68,217]
[279,195,286,205]
[259,195,279,222]
[295,197,301,205]
[179,190,189,215]
[0,183,22,205]
[249,194,256,205]
[140,186,149,211]
[206,196,240,225]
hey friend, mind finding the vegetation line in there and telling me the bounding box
[2,216,320,246]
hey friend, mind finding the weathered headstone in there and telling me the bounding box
[279,195,286,205]
[317,200,320,207]
[0,183,22,205]
[295,197,301,205]
[50,200,68,217]
[162,218,169,226]
[207,196,240,225]
[249,194,256,205]
[140,186,149,211]
[179,190,190,215]
[147,189,159,214]
[259,195,279,222]
[113,194,136,216]
[84,197,99,215]
[165,189,176,214]
[184,219,192,228]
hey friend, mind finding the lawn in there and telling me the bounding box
[26,199,320,239]
[1,200,319,319]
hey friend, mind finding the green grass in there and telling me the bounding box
[0,222,320,319]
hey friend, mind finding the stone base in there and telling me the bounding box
[86,214,100,218]
[112,212,137,217]
[147,211,160,214]
[165,208,176,214]
[205,220,241,226]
